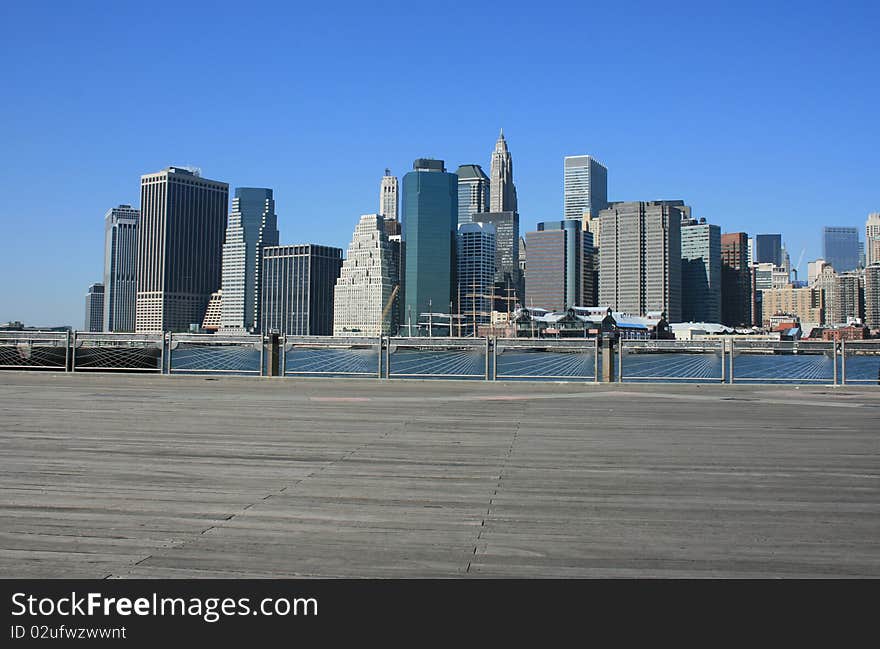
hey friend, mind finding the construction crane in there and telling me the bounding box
[380,285,399,331]
[794,248,806,282]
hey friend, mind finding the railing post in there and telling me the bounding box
[841,338,847,385]
[385,337,391,378]
[485,337,491,381]
[65,330,71,372]
[720,339,726,384]
[377,336,383,379]
[832,340,839,386]
[265,333,281,377]
[729,339,735,384]
[492,337,498,380]
[616,337,623,383]
[166,332,172,375]
[70,331,77,373]
[594,336,599,383]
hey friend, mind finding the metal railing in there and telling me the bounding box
[283,336,382,378]
[168,333,263,375]
[2,330,879,386]
[0,331,69,370]
[386,337,489,379]
[619,339,725,383]
[839,339,880,385]
[494,337,599,381]
[71,332,163,372]
[729,339,837,385]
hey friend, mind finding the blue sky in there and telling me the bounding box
[1,0,877,326]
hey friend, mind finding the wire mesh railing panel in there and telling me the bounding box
[620,340,724,382]
[841,341,880,384]
[732,341,836,384]
[388,338,486,378]
[0,332,68,370]
[495,340,597,380]
[284,345,379,376]
[73,333,163,372]
[169,335,262,375]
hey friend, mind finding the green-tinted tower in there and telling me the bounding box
[400,159,458,334]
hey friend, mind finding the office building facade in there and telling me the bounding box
[261,244,342,336]
[333,214,397,336]
[680,217,721,323]
[865,264,880,329]
[380,169,398,221]
[456,164,490,226]
[866,213,880,267]
[721,232,751,327]
[563,155,608,221]
[754,234,782,267]
[136,167,229,333]
[489,130,517,213]
[472,210,522,307]
[525,220,594,312]
[84,283,105,332]
[598,201,683,321]
[760,287,823,327]
[457,222,496,335]
[400,159,458,331]
[102,204,140,332]
[220,188,279,332]
[822,226,860,273]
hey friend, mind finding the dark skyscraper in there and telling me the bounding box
[680,217,721,323]
[822,226,860,272]
[102,204,139,332]
[754,234,782,267]
[721,232,752,327]
[525,220,593,312]
[136,167,229,333]
[472,211,522,307]
[84,283,104,332]
[261,244,342,335]
[400,158,458,331]
[456,164,490,226]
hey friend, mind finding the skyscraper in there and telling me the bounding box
[754,234,782,267]
[563,155,608,221]
[220,188,279,332]
[333,214,397,336]
[822,226,860,273]
[456,164,490,226]
[84,283,104,332]
[472,211,522,308]
[136,167,229,333]
[489,129,517,213]
[524,220,593,312]
[380,169,399,221]
[102,204,140,332]
[865,213,880,267]
[721,232,752,327]
[865,264,880,329]
[400,158,458,332]
[261,244,342,336]
[457,222,496,335]
[680,217,721,323]
[598,201,683,321]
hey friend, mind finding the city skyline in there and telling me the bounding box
[1,3,878,327]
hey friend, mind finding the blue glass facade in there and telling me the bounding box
[754,234,782,266]
[400,160,458,332]
[822,226,859,272]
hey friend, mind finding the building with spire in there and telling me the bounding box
[380,169,399,221]
[489,129,517,213]
[333,214,398,336]
[456,164,490,226]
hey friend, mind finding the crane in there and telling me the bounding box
[380,285,399,331]
[794,248,806,282]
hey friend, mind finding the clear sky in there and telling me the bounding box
[1,0,877,327]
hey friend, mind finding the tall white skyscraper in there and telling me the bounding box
[220,188,279,332]
[489,129,517,213]
[102,204,140,332]
[563,155,608,221]
[333,214,397,336]
[866,212,880,267]
[380,169,399,221]
[457,222,496,335]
